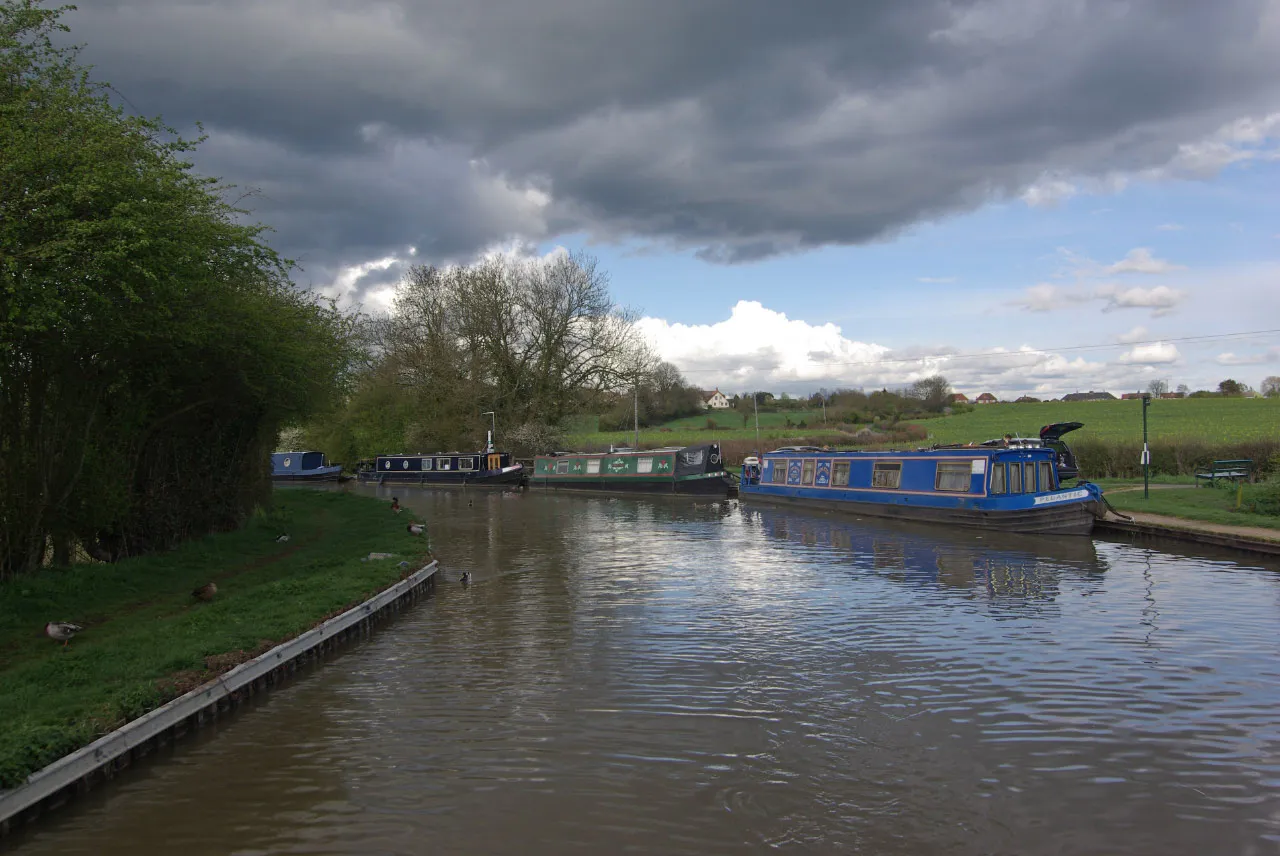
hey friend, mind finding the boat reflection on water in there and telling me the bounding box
[742,503,1106,602]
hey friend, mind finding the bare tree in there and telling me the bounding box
[1261,376,1280,399]
[908,375,952,412]
[1146,379,1169,396]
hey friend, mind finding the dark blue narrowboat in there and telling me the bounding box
[271,451,344,481]
[357,435,524,487]
[739,445,1103,535]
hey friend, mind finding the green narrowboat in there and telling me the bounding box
[530,444,735,496]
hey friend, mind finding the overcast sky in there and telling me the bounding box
[68,0,1280,397]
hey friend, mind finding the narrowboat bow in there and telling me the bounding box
[740,445,1103,535]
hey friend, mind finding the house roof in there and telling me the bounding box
[976,392,997,401]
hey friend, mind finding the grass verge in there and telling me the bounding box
[1101,482,1280,532]
[0,489,430,789]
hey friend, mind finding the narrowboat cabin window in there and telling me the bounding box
[801,460,815,485]
[638,457,654,474]
[935,461,971,492]
[555,460,571,474]
[770,463,787,484]
[832,461,851,486]
[871,461,902,489]
[422,459,433,471]
[437,458,452,471]
[1038,461,1054,492]
[458,457,475,471]
[586,459,601,474]
[990,463,1005,494]
[1024,462,1037,492]
[1009,463,1022,493]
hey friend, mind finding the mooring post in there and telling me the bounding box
[1141,393,1150,500]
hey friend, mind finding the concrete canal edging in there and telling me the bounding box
[1095,518,1280,558]
[0,560,439,839]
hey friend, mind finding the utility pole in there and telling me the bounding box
[1141,394,1151,499]
[754,391,760,457]
[821,395,827,425]
[481,411,496,453]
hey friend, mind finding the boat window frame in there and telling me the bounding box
[801,459,816,485]
[1009,461,1022,493]
[1037,460,1054,492]
[1024,462,1037,493]
[989,462,1005,494]
[458,456,475,471]
[586,458,601,474]
[770,461,787,483]
[637,456,654,474]
[832,460,851,487]
[421,458,433,471]
[555,460,571,475]
[871,461,903,489]
[935,461,972,492]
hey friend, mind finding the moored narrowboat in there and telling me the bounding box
[739,445,1102,535]
[271,450,343,481]
[358,433,524,486]
[530,444,735,496]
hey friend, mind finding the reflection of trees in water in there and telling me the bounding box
[744,505,1106,604]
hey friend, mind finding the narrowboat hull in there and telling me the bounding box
[743,445,1103,536]
[531,444,735,498]
[529,472,735,496]
[272,467,344,482]
[357,465,525,487]
[739,489,1101,535]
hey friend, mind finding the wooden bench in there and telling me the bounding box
[1194,459,1254,485]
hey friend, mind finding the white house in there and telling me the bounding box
[701,388,731,410]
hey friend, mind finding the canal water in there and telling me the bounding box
[9,487,1280,855]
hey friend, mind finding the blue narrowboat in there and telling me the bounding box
[739,445,1103,535]
[271,451,344,481]
[357,435,524,487]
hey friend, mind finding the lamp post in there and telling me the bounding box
[1141,394,1150,499]
[754,391,760,457]
[481,411,496,453]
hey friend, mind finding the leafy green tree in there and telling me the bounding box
[1218,379,1246,397]
[1261,376,1280,399]
[1,1,353,577]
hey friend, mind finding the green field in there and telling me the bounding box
[0,490,431,788]
[1101,482,1280,531]
[567,398,1280,453]
[910,398,1280,444]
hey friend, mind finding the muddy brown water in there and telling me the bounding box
[8,486,1280,855]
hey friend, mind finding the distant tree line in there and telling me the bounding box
[0,2,354,578]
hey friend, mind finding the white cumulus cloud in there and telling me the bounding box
[1097,284,1187,316]
[1118,342,1180,365]
[1103,247,1186,275]
[1216,347,1280,366]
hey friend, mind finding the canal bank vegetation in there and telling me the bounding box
[0,490,428,789]
[0,2,358,579]
[1101,481,1280,531]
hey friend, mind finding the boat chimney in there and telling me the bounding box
[486,430,494,454]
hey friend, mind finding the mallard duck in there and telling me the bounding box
[46,622,82,647]
[391,497,402,513]
[193,582,218,601]
[460,572,472,585]
[407,522,426,536]
[275,533,291,543]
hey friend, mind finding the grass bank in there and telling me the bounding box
[0,489,430,789]
[1101,481,1280,531]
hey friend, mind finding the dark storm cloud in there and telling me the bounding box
[65,0,1280,279]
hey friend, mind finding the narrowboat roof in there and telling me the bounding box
[540,446,694,458]
[764,446,1055,458]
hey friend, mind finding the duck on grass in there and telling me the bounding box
[0,491,432,791]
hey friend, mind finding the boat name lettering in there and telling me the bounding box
[1033,488,1089,505]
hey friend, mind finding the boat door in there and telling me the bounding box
[487,453,502,470]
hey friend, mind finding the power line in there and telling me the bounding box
[670,328,1280,374]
